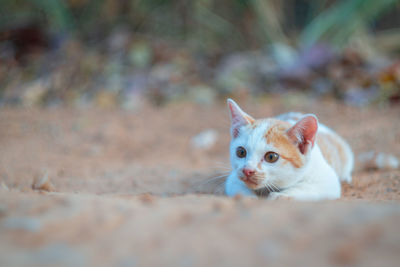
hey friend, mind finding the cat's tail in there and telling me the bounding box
[357,151,399,171]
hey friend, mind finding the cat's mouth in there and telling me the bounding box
[244,179,259,188]
[239,176,261,189]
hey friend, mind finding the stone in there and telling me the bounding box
[190,129,218,150]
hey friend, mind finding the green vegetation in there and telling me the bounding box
[1,0,399,51]
[1,1,399,107]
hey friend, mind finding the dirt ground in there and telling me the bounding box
[1,95,400,266]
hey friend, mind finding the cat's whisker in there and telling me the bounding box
[267,182,275,192]
[262,189,268,198]
[268,183,274,193]
[208,173,230,180]
[193,176,227,187]
[212,167,231,172]
[261,189,268,197]
[264,181,278,195]
[209,182,226,195]
[214,183,226,195]
[212,177,229,185]
[213,162,231,170]
[264,182,271,193]
[270,182,280,192]
[191,173,229,192]
[254,175,279,193]
[213,162,230,167]
[210,171,230,177]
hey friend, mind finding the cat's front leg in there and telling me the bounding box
[268,184,338,201]
[225,173,256,197]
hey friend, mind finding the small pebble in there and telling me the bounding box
[358,151,399,170]
[32,172,56,192]
[191,129,218,150]
[138,193,155,205]
[0,182,9,191]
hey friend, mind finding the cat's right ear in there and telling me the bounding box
[287,114,318,155]
[227,99,254,138]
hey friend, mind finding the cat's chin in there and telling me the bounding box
[243,181,262,190]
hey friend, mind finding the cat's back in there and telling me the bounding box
[276,112,353,183]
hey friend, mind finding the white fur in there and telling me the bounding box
[280,112,354,183]
[225,101,349,201]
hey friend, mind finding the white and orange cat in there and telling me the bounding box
[225,99,353,201]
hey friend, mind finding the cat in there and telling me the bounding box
[224,99,354,201]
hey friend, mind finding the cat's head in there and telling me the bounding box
[227,99,318,190]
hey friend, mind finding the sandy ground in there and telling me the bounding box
[1,95,400,266]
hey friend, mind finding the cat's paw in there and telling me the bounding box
[268,192,293,201]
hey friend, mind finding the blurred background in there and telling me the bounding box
[0,0,399,108]
[1,3,400,266]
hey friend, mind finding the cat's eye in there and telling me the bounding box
[264,152,279,163]
[236,146,247,158]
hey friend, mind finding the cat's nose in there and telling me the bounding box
[242,168,255,178]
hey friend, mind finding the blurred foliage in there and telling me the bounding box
[300,0,399,49]
[0,0,399,108]
[1,0,399,51]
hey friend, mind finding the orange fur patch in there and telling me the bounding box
[244,115,255,124]
[264,120,305,168]
[317,131,348,177]
[250,119,262,129]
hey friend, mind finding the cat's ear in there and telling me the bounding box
[287,114,318,155]
[227,99,254,138]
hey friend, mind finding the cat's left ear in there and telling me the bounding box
[287,114,318,155]
[227,99,255,138]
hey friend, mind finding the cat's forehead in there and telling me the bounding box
[235,118,289,147]
[246,118,292,139]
